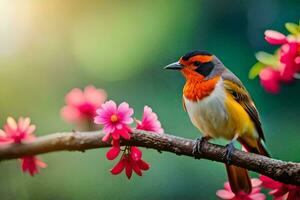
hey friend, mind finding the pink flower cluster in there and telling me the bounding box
[216,178,266,200]
[216,176,300,200]
[94,101,164,179]
[0,117,47,176]
[250,22,300,93]
[260,175,300,200]
[61,85,107,130]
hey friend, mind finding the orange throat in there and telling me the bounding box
[183,71,220,101]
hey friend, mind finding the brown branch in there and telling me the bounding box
[0,129,299,185]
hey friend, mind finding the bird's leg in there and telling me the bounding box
[192,136,211,159]
[225,134,239,165]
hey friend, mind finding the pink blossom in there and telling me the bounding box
[0,117,47,176]
[259,67,281,93]
[260,175,300,200]
[94,100,133,142]
[216,179,266,200]
[136,106,164,133]
[279,39,300,82]
[21,156,47,176]
[110,146,150,179]
[61,85,107,124]
[254,26,300,93]
[0,117,36,144]
[264,29,300,83]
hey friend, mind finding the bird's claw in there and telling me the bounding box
[192,137,208,159]
[225,142,236,165]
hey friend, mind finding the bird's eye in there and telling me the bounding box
[193,61,201,66]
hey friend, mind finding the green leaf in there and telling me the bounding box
[255,51,280,67]
[249,62,265,79]
[285,22,299,35]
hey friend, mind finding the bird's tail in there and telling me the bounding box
[225,138,270,194]
[238,138,271,157]
[225,164,252,194]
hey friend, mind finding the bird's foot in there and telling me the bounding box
[192,136,209,159]
[225,142,236,165]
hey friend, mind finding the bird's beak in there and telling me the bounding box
[164,61,183,70]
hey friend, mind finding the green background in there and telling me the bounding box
[0,0,299,199]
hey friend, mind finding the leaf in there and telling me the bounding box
[255,51,280,67]
[285,22,299,35]
[249,62,265,79]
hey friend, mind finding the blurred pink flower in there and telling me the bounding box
[216,179,265,200]
[0,117,47,176]
[61,85,107,124]
[136,106,164,133]
[264,29,300,83]
[259,67,281,93]
[94,100,133,142]
[279,39,300,81]
[0,117,36,144]
[252,24,300,94]
[21,156,47,176]
[260,175,300,200]
[111,146,150,179]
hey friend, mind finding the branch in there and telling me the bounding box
[0,130,299,185]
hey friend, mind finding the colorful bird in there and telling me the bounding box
[164,50,270,195]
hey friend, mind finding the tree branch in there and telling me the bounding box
[0,130,299,185]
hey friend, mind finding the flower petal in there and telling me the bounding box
[265,30,287,45]
[111,158,126,175]
[251,178,262,188]
[84,85,107,107]
[259,67,281,93]
[7,117,17,131]
[125,162,133,179]
[65,88,85,106]
[102,132,111,142]
[249,193,266,200]
[106,146,121,160]
[118,129,131,140]
[216,189,235,199]
[61,106,81,123]
[132,161,142,176]
[136,159,150,171]
[131,146,142,161]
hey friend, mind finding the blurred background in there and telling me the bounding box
[0,0,299,199]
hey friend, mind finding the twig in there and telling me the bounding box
[0,129,299,185]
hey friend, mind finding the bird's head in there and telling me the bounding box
[165,50,222,80]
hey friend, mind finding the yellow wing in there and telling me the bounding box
[222,75,265,141]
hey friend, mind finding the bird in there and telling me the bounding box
[164,50,270,194]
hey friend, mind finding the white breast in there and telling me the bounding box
[183,79,228,138]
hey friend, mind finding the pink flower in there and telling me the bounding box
[94,100,134,142]
[0,117,47,176]
[216,179,266,200]
[0,117,36,144]
[21,156,47,176]
[110,146,150,179]
[279,39,300,82]
[136,106,164,133]
[264,29,300,83]
[260,175,300,200]
[259,67,281,93]
[61,85,107,124]
[253,26,300,93]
